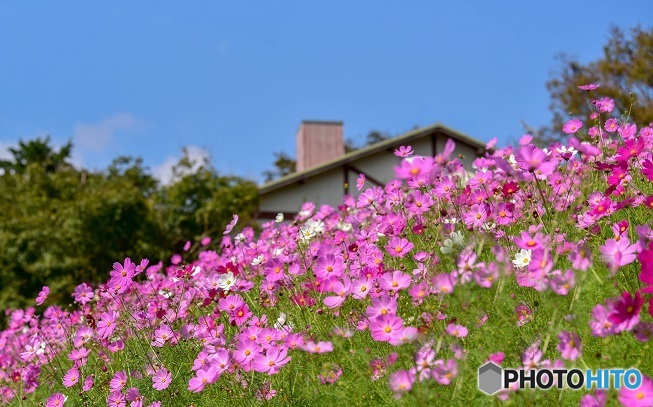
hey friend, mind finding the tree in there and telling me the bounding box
[0,136,73,174]
[542,25,653,144]
[0,140,259,314]
[156,148,259,248]
[262,151,297,182]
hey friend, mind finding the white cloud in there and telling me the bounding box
[152,145,211,185]
[73,113,141,151]
[0,141,13,161]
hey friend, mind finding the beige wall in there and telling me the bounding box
[259,135,482,215]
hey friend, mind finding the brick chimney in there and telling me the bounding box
[296,120,344,171]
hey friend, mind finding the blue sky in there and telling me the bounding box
[1,2,651,183]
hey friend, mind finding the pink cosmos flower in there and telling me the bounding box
[394,156,434,179]
[323,277,352,309]
[356,173,366,190]
[223,214,238,234]
[408,282,430,302]
[188,366,217,393]
[62,368,80,388]
[463,203,488,228]
[643,159,653,182]
[618,374,653,407]
[366,295,398,319]
[405,190,433,215]
[604,118,619,133]
[432,359,458,385]
[389,327,417,346]
[379,270,411,292]
[252,346,291,374]
[109,371,127,392]
[97,310,119,339]
[615,138,644,162]
[46,393,67,407]
[388,369,416,394]
[36,286,49,305]
[183,240,191,251]
[590,304,617,337]
[233,339,260,365]
[557,331,582,361]
[593,96,614,113]
[633,322,653,342]
[302,340,333,354]
[394,145,414,157]
[599,237,638,272]
[370,313,404,342]
[580,390,606,407]
[82,375,94,392]
[563,119,583,134]
[109,257,136,293]
[431,272,456,294]
[549,269,575,295]
[152,324,174,347]
[284,333,305,350]
[107,392,126,407]
[515,144,558,175]
[385,237,414,258]
[126,388,143,407]
[351,277,372,300]
[488,352,505,365]
[445,323,468,338]
[72,283,94,304]
[152,368,172,391]
[577,83,600,91]
[314,254,345,280]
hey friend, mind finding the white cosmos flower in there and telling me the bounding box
[234,233,245,243]
[191,265,202,276]
[441,231,465,254]
[274,312,286,329]
[275,213,284,223]
[298,226,316,242]
[218,271,237,291]
[251,254,265,266]
[512,249,533,268]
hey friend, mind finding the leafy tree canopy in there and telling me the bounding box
[0,139,258,312]
[541,25,653,144]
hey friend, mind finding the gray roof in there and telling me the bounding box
[259,122,485,194]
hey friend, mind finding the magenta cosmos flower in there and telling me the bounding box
[609,291,644,325]
[385,237,414,258]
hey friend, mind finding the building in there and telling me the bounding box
[257,121,486,219]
